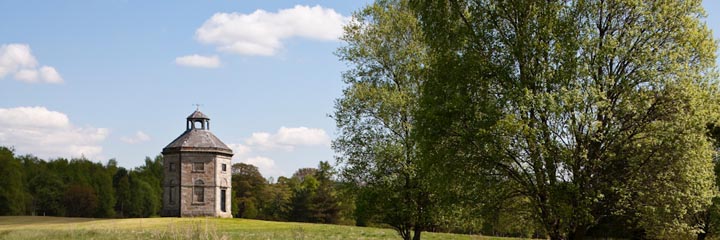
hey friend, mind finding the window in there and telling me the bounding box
[222,164,227,172]
[194,187,204,202]
[220,189,226,212]
[169,163,175,171]
[194,180,204,203]
[193,162,204,172]
[169,187,175,204]
[169,180,176,205]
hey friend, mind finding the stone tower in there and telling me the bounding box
[161,110,233,218]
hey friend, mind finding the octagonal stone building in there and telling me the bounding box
[161,110,233,218]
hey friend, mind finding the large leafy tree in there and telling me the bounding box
[0,147,26,215]
[309,161,341,224]
[232,163,267,218]
[333,0,432,239]
[413,0,719,239]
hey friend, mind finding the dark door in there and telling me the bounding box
[220,189,226,212]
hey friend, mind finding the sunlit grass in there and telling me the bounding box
[0,216,524,240]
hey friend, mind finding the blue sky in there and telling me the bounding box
[0,0,369,179]
[0,0,719,179]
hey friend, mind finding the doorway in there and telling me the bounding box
[220,189,226,212]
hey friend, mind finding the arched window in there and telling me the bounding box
[169,180,176,204]
[194,180,204,203]
[193,162,204,172]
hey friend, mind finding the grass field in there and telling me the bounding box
[0,216,523,240]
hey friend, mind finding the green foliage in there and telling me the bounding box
[334,0,434,239]
[122,156,164,218]
[127,175,159,217]
[262,177,292,221]
[113,168,131,217]
[28,172,66,216]
[274,162,343,224]
[231,163,267,219]
[0,151,163,219]
[0,147,26,215]
[413,0,719,239]
[63,184,98,217]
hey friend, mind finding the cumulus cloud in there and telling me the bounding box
[245,126,330,151]
[0,107,108,159]
[0,44,63,83]
[120,131,151,144]
[195,5,348,56]
[175,54,221,68]
[0,44,37,77]
[14,69,39,82]
[39,66,63,83]
[228,143,252,157]
[240,156,281,176]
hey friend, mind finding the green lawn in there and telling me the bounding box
[0,216,523,240]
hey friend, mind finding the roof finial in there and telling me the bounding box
[193,103,202,111]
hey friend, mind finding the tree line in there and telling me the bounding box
[0,147,352,225]
[0,147,163,218]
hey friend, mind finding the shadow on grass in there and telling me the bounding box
[0,216,100,226]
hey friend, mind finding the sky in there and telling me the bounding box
[0,0,370,179]
[1,1,719,179]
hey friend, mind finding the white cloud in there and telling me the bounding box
[0,107,108,159]
[275,127,330,146]
[39,66,63,83]
[0,44,63,83]
[175,54,221,68]
[245,126,330,151]
[0,44,37,77]
[196,5,348,56]
[0,106,70,128]
[14,69,39,82]
[228,143,252,157]
[241,156,277,176]
[120,131,151,144]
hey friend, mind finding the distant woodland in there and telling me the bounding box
[0,147,352,225]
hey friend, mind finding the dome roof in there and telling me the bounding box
[187,110,209,119]
[163,110,232,156]
[162,129,233,156]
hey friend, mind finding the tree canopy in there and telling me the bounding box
[412,0,719,239]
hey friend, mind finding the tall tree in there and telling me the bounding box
[0,147,26,215]
[695,124,720,240]
[413,0,719,239]
[28,171,66,216]
[64,184,98,217]
[288,174,318,223]
[333,0,432,239]
[309,161,341,224]
[232,163,267,218]
[126,174,159,217]
[263,176,292,221]
[113,167,131,217]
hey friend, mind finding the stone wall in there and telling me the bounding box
[161,153,180,217]
[162,152,232,218]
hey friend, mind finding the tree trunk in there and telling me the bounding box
[398,227,411,240]
[697,232,707,240]
[568,226,587,240]
[548,224,563,240]
[412,227,422,240]
[549,232,563,240]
